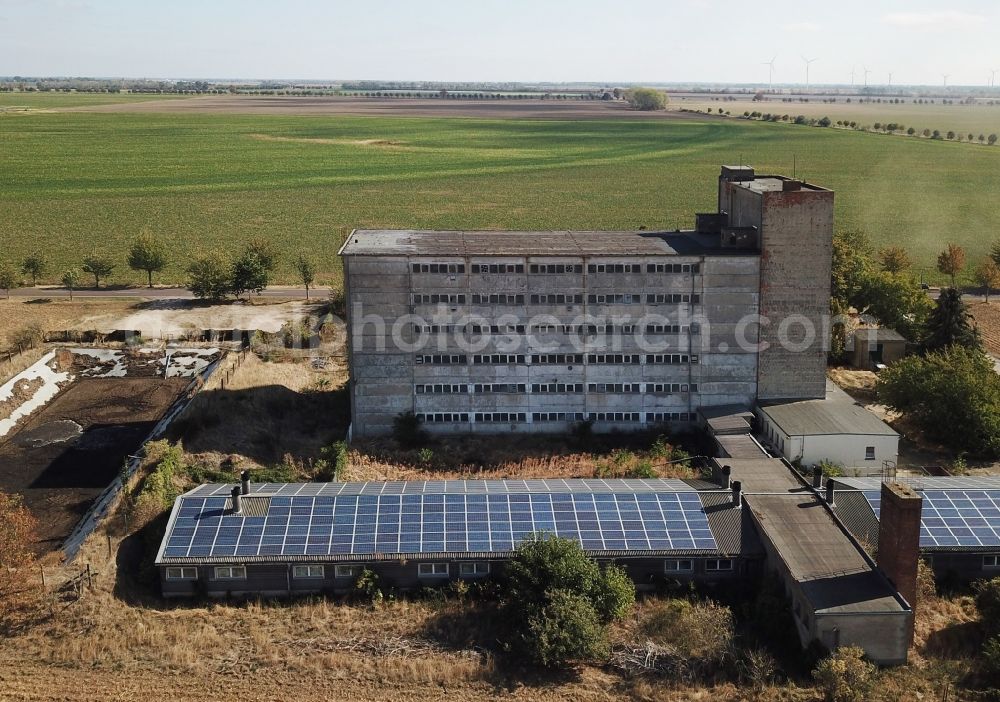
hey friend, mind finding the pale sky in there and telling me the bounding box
[1,0,998,86]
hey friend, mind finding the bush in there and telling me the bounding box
[354,567,383,604]
[10,324,43,350]
[982,635,1000,681]
[641,598,735,664]
[392,411,428,449]
[812,646,877,702]
[625,87,667,111]
[502,535,635,667]
[976,578,1000,632]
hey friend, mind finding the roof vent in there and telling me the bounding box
[231,485,243,515]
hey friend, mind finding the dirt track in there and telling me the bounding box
[69,95,707,119]
[0,378,189,554]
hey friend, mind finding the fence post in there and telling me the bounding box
[39,565,46,590]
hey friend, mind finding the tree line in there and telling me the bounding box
[0,235,318,301]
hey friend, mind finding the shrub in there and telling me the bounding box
[976,578,1000,632]
[982,635,1000,681]
[392,411,428,449]
[641,598,735,664]
[502,535,635,667]
[812,646,877,702]
[10,324,43,350]
[354,567,383,604]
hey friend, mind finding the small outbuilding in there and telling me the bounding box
[756,382,899,475]
[848,327,906,371]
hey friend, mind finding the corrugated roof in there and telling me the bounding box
[759,382,898,438]
[338,229,756,257]
[700,491,764,557]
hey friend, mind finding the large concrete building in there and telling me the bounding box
[339,166,834,438]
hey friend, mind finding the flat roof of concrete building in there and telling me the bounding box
[339,229,759,257]
[759,381,898,438]
[746,494,904,614]
[716,457,807,493]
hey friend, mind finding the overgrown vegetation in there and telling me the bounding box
[812,646,877,702]
[0,491,42,632]
[500,535,634,668]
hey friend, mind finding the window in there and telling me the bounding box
[529,263,583,274]
[417,412,470,423]
[647,412,693,423]
[416,384,468,394]
[418,563,449,577]
[706,559,733,572]
[587,293,641,304]
[475,412,527,423]
[472,354,525,365]
[292,564,325,579]
[532,383,584,393]
[473,383,526,394]
[588,383,641,393]
[587,354,640,364]
[587,412,640,422]
[647,383,695,394]
[865,446,876,461]
[984,556,1000,570]
[647,263,700,273]
[529,293,583,304]
[459,562,490,577]
[471,293,524,305]
[531,353,584,365]
[213,566,246,580]
[165,566,198,580]
[335,565,362,578]
[664,559,693,573]
[645,353,689,365]
[415,354,467,365]
[645,324,685,334]
[471,263,524,274]
[411,293,466,304]
[411,263,465,274]
[532,412,586,422]
[587,263,642,273]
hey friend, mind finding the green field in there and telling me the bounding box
[2,110,999,287]
[0,92,186,110]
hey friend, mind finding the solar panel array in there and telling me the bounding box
[864,489,1000,548]
[838,476,1000,491]
[185,478,697,497]
[160,490,717,560]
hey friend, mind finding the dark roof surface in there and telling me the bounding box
[339,229,757,257]
[760,382,898,437]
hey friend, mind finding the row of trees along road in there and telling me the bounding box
[0,234,318,300]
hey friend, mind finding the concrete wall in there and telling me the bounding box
[852,337,906,371]
[756,410,898,474]
[345,251,760,438]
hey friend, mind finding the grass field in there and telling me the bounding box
[0,92,186,110]
[2,109,999,286]
[674,95,1000,136]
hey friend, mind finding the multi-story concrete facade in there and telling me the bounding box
[340,166,833,438]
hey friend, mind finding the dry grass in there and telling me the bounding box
[0,297,139,348]
[970,301,1000,356]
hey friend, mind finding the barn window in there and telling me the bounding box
[459,562,490,577]
[664,559,693,573]
[292,564,325,579]
[417,563,449,577]
[334,565,362,578]
[865,446,876,460]
[705,559,733,572]
[213,566,247,580]
[165,566,198,580]
[984,556,1000,569]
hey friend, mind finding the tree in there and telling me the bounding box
[20,252,47,286]
[229,250,269,298]
[990,134,998,145]
[81,253,116,289]
[878,246,911,274]
[186,251,230,300]
[924,287,980,351]
[127,233,167,288]
[936,243,966,287]
[857,270,930,340]
[976,259,1000,303]
[991,240,1000,268]
[831,228,875,309]
[244,236,279,272]
[877,345,1000,456]
[61,269,80,302]
[295,254,316,300]
[625,87,667,111]
[502,535,635,668]
[0,491,41,631]
[0,264,17,299]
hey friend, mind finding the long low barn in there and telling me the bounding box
[831,476,1000,583]
[155,476,759,597]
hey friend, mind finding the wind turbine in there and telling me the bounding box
[943,74,950,88]
[802,56,818,88]
[850,65,856,86]
[863,66,871,87]
[762,56,777,90]
[991,69,998,88]
[888,72,893,88]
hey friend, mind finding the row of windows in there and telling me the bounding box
[665,559,733,573]
[473,294,525,304]
[533,383,584,393]
[473,383,526,393]
[166,563,492,581]
[412,263,466,274]
[414,323,692,336]
[472,263,524,274]
[411,294,700,307]
[416,354,696,366]
[409,262,700,275]
[415,384,468,394]
[532,353,585,364]
[416,412,694,424]
[530,293,584,304]
[473,354,526,364]
[414,382,697,394]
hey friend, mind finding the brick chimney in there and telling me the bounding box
[877,482,923,614]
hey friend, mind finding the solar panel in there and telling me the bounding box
[838,476,1000,491]
[161,488,717,559]
[862,489,1000,548]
